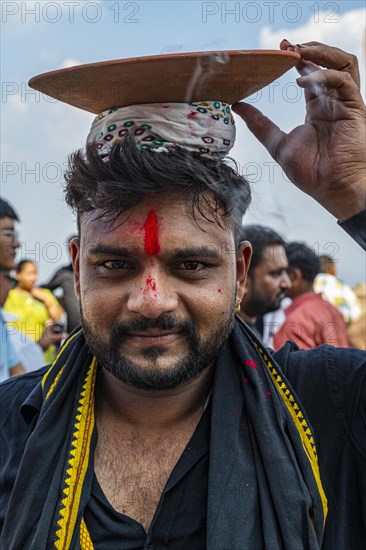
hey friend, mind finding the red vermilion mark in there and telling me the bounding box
[143,275,157,298]
[145,275,156,292]
[143,210,160,255]
[217,288,222,293]
[245,359,257,369]
[260,389,272,401]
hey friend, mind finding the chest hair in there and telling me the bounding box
[94,419,199,531]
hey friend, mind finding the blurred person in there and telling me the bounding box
[257,297,292,347]
[353,283,366,314]
[0,197,20,270]
[238,225,291,340]
[314,254,361,324]
[42,235,80,333]
[273,243,349,350]
[347,283,366,350]
[4,316,67,372]
[4,259,64,363]
[0,270,25,381]
[0,198,24,381]
[347,314,366,350]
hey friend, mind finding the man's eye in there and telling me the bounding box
[182,261,203,271]
[102,260,130,270]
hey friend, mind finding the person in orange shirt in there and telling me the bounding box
[273,242,349,350]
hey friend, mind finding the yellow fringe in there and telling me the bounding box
[53,358,97,549]
[254,342,328,524]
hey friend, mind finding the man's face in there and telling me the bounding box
[0,217,20,270]
[241,244,291,317]
[71,194,251,391]
[16,261,38,291]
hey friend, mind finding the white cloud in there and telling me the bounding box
[60,58,82,68]
[260,8,365,49]
[40,50,60,63]
[260,8,366,93]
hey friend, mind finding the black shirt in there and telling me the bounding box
[85,404,210,549]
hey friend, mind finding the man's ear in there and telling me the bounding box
[236,240,252,302]
[289,267,301,286]
[69,236,81,300]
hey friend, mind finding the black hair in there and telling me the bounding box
[0,198,20,221]
[64,135,251,246]
[318,254,335,273]
[240,224,286,275]
[285,242,320,283]
[15,259,36,273]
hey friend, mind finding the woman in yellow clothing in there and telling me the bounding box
[4,259,65,364]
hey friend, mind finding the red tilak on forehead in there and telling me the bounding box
[143,210,160,255]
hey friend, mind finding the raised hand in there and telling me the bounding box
[232,40,366,221]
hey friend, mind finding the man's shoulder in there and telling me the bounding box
[272,341,366,389]
[319,295,346,317]
[0,366,48,413]
[284,292,320,318]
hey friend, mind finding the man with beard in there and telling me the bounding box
[238,225,291,341]
[0,198,24,382]
[0,41,366,550]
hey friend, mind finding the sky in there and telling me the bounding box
[1,0,365,285]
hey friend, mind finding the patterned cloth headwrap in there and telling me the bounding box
[86,101,236,159]
[0,319,328,549]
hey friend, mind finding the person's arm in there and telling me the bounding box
[233,41,366,225]
[37,322,67,351]
[9,362,25,377]
[272,320,313,350]
[30,288,64,321]
[337,210,366,251]
[2,322,26,377]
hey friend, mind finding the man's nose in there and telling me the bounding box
[126,270,179,319]
[281,272,292,289]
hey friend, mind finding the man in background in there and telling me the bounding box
[0,198,24,381]
[314,254,361,324]
[273,242,349,350]
[238,225,291,342]
[0,198,66,375]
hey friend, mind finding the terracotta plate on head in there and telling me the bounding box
[28,50,300,114]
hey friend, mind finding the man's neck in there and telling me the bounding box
[95,366,214,432]
[238,310,257,325]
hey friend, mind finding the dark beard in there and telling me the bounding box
[81,311,235,391]
[244,292,283,318]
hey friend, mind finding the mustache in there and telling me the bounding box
[110,316,197,340]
